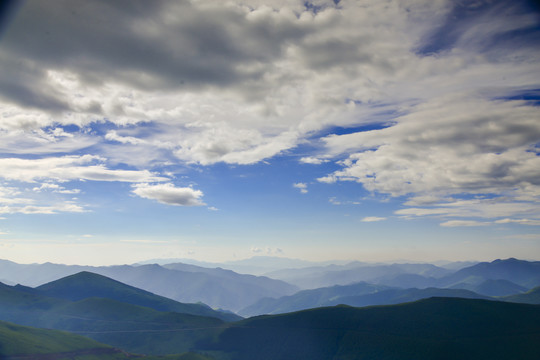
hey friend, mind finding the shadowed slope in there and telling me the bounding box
[201,298,540,360]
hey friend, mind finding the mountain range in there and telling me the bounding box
[1,257,539,316]
[0,259,298,312]
[263,258,540,291]
[239,258,540,316]
[1,265,539,359]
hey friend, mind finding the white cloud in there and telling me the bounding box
[0,185,84,215]
[32,183,80,194]
[293,182,308,194]
[361,216,387,222]
[495,218,540,226]
[395,197,540,219]
[322,96,540,197]
[329,197,341,205]
[0,156,166,183]
[0,202,86,215]
[300,156,329,165]
[132,183,205,207]
[250,246,283,255]
[440,220,489,227]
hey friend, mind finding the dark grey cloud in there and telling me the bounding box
[0,0,310,99]
[0,54,70,111]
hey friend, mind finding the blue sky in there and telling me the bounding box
[0,0,539,265]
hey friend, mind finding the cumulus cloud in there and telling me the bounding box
[132,183,205,207]
[321,96,540,196]
[293,182,308,194]
[299,156,329,165]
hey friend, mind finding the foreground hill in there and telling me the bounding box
[0,320,213,359]
[0,319,121,359]
[200,298,540,360]
[0,278,227,355]
[35,271,240,321]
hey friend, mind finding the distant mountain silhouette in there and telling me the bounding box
[239,282,390,317]
[449,278,527,297]
[239,282,490,316]
[437,258,540,289]
[265,262,452,289]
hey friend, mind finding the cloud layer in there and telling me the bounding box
[0,0,538,225]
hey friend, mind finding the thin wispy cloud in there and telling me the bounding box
[361,216,387,223]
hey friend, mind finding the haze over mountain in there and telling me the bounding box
[265,261,454,289]
[264,258,540,293]
[140,256,336,275]
[2,257,539,316]
[239,283,493,317]
[0,259,298,312]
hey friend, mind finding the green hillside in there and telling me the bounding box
[199,297,540,360]
[0,319,214,359]
[0,282,69,325]
[36,271,240,322]
[503,286,540,304]
[0,319,119,358]
[0,282,226,355]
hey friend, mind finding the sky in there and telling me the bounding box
[0,0,539,266]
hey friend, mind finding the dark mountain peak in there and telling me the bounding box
[37,271,130,293]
